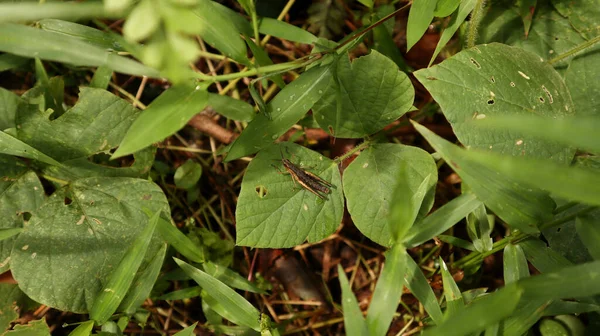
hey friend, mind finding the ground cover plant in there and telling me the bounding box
[0,0,599,335]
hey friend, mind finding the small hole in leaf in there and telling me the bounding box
[255,185,268,198]
[64,197,73,205]
[554,37,559,41]
[490,76,495,83]
[22,212,32,221]
[470,58,481,69]
[557,227,561,232]
[539,97,545,103]
[487,99,495,105]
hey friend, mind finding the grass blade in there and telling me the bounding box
[0,131,61,166]
[258,18,318,44]
[503,244,529,285]
[519,260,600,300]
[0,2,114,23]
[338,265,368,336]
[576,216,600,259]
[173,322,198,336]
[67,320,94,336]
[440,258,463,317]
[156,218,205,264]
[404,255,443,325]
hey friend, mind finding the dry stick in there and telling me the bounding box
[134,75,148,109]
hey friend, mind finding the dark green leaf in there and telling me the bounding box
[404,255,444,324]
[466,203,493,252]
[3,318,50,336]
[174,160,202,189]
[0,132,60,166]
[0,53,28,72]
[208,93,255,122]
[0,88,20,130]
[576,216,600,259]
[173,322,198,336]
[244,37,285,89]
[520,237,573,273]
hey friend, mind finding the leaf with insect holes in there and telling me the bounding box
[10,177,169,313]
[414,43,575,164]
[312,50,414,138]
[343,143,437,247]
[236,143,343,248]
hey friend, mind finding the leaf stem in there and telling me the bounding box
[41,174,69,186]
[465,0,486,48]
[548,35,600,65]
[334,141,371,163]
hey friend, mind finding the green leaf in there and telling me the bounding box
[520,237,573,273]
[123,0,161,42]
[244,37,285,89]
[404,255,444,325]
[544,300,600,316]
[0,88,20,130]
[503,243,530,285]
[0,53,28,73]
[312,51,414,138]
[38,19,125,52]
[159,286,203,300]
[157,218,205,263]
[236,143,343,248]
[68,320,94,336]
[113,84,208,159]
[174,160,202,189]
[16,87,140,162]
[389,166,432,243]
[576,216,600,260]
[257,18,318,44]
[366,243,407,336]
[430,0,477,66]
[518,0,537,37]
[519,260,600,300]
[191,0,249,65]
[4,318,51,336]
[207,93,254,122]
[225,63,332,161]
[415,43,575,164]
[404,192,480,247]
[440,258,463,317]
[438,234,475,251]
[338,265,368,336]
[466,203,493,252]
[202,262,265,294]
[406,0,437,51]
[173,322,198,336]
[10,177,169,313]
[0,24,158,78]
[434,0,461,17]
[422,285,523,336]
[413,121,555,234]
[90,66,113,90]
[175,258,261,331]
[0,2,113,23]
[503,299,550,336]
[343,143,437,246]
[0,132,61,166]
[357,0,374,9]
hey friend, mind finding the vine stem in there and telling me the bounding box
[334,141,371,163]
[466,0,486,48]
[453,205,598,269]
[548,34,600,65]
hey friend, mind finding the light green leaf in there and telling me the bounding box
[434,0,461,17]
[503,244,530,285]
[440,258,463,317]
[173,322,198,336]
[258,18,318,44]
[389,166,432,243]
[104,0,133,13]
[422,285,522,336]
[175,258,261,331]
[0,132,61,166]
[225,63,332,161]
[415,43,575,164]
[38,19,125,52]
[404,192,480,247]
[236,143,343,248]
[576,216,600,259]
[404,255,444,324]
[244,37,285,89]
[358,0,374,9]
[113,84,208,159]
[68,320,94,336]
[123,0,160,42]
[4,318,51,336]
[438,234,475,251]
[430,0,477,66]
[466,203,493,252]
[0,2,113,23]
[208,93,255,122]
[343,143,437,246]
[90,66,113,90]
[312,51,414,138]
[406,0,437,51]
[0,24,158,78]
[366,243,407,336]
[0,53,28,73]
[11,177,169,313]
[157,218,205,263]
[519,260,600,300]
[174,160,202,189]
[0,88,21,130]
[413,121,555,234]
[338,265,368,336]
[202,262,265,294]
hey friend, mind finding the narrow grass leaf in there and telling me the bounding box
[113,84,208,159]
[173,322,198,336]
[413,121,554,234]
[157,218,205,263]
[503,299,551,336]
[404,192,480,247]
[90,66,113,90]
[68,320,94,336]
[338,265,368,336]
[576,216,600,259]
[0,24,158,78]
[0,54,28,72]
[0,132,61,166]
[0,228,22,241]
[434,0,461,17]
[366,243,407,336]
[0,2,114,23]
[175,258,261,331]
[38,19,125,52]
[544,300,600,316]
[225,64,332,161]
[503,244,530,285]
[389,165,432,242]
[258,18,318,44]
[406,0,437,51]
[519,260,600,300]
[438,235,475,251]
[422,285,522,336]
[430,0,477,66]
[208,93,255,122]
[244,37,285,89]
[466,203,493,252]
[440,258,463,318]
[520,238,572,273]
[404,255,444,325]
[159,287,203,300]
[203,261,265,294]
[90,211,160,324]
[119,243,167,315]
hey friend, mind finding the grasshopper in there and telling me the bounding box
[276,147,334,200]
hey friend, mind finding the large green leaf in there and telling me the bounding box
[312,51,414,138]
[0,24,158,78]
[112,84,208,159]
[236,143,343,248]
[17,87,140,162]
[343,143,437,246]
[0,156,44,273]
[10,177,169,313]
[413,122,555,234]
[406,0,436,51]
[225,63,332,161]
[415,43,575,164]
